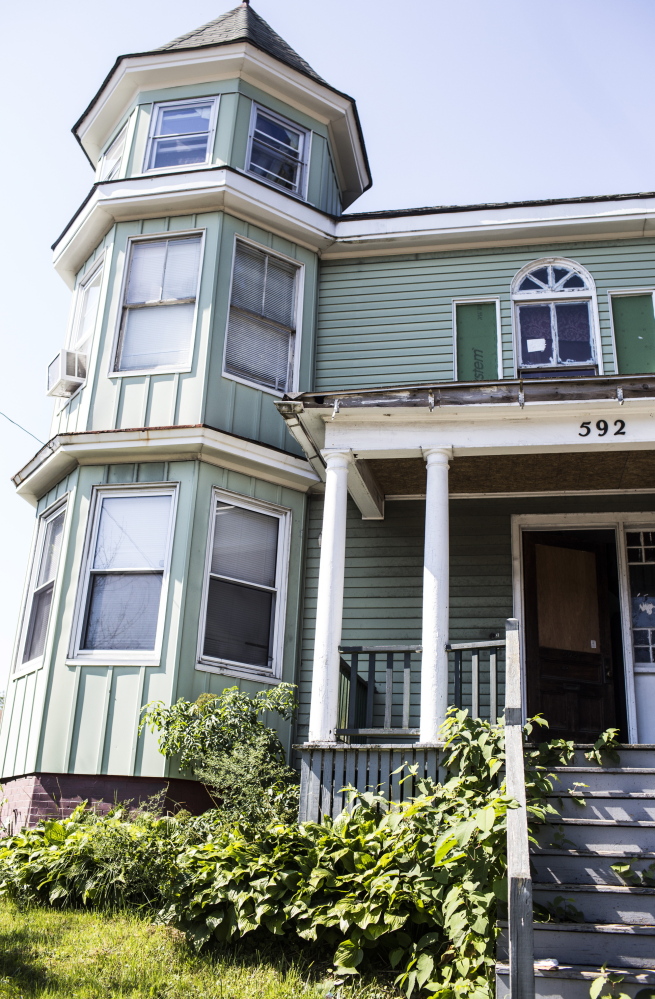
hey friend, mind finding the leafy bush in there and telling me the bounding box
[141,684,299,827]
[0,709,575,998]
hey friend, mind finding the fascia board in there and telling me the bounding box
[76,43,369,197]
[328,199,655,258]
[13,426,320,505]
[52,169,337,287]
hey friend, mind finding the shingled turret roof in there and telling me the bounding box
[158,1,327,86]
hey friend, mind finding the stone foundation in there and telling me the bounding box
[0,772,215,835]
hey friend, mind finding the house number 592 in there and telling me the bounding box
[579,419,626,437]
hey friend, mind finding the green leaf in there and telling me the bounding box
[43,821,66,844]
[389,947,405,969]
[334,939,363,973]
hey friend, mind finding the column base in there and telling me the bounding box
[0,772,215,836]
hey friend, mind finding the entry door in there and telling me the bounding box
[523,532,617,741]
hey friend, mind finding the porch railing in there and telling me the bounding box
[448,638,506,722]
[336,645,421,738]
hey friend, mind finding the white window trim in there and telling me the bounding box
[13,496,69,678]
[69,256,106,353]
[509,510,655,745]
[221,233,304,397]
[98,122,129,182]
[606,289,655,376]
[68,483,178,667]
[451,297,503,381]
[196,487,292,682]
[142,96,220,175]
[511,257,603,377]
[109,229,205,378]
[246,102,310,200]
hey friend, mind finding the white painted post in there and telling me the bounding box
[308,449,350,743]
[420,447,452,744]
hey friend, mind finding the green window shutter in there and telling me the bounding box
[612,294,655,375]
[455,302,499,381]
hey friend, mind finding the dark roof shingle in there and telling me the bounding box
[158,2,326,85]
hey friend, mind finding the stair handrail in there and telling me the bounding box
[504,618,534,999]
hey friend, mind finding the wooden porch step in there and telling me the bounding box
[498,921,655,969]
[534,817,655,853]
[531,848,655,885]
[533,883,655,925]
[548,767,655,794]
[547,792,655,822]
[496,962,655,999]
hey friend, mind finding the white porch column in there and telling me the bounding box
[308,449,350,743]
[420,447,452,743]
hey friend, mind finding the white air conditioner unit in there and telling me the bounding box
[47,350,87,397]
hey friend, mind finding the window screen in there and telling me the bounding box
[22,508,66,665]
[116,237,201,371]
[202,500,280,669]
[247,108,305,194]
[81,493,172,651]
[224,242,298,392]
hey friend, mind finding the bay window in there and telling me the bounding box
[20,503,66,668]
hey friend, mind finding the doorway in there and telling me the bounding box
[522,530,627,742]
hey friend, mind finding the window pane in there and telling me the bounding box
[249,141,298,190]
[100,127,127,182]
[563,273,586,289]
[83,574,162,650]
[23,583,54,663]
[553,267,569,284]
[151,134,210,170]
[519,304,553,365]
[255,112,300,154]
[629,561,655,667]
[203,577,273,667]
[75,270,102,349]
[211,502,278,587]
[519,276,541,291]
[263,257,296,326]
[156,104,212,136]
[38,511,65,587]
[555,302,592,363]
[93,495,171,570]
[162,238,201,301]
[120,303,194,369]
[231,243,266,314]
[531,267,549,285]
[126,242,167,304]
[225,310,291,391]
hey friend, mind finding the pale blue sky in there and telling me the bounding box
[2,0,655,688]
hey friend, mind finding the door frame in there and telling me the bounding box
[511,511,655,743]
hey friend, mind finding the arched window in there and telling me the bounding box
[512,259,598,376]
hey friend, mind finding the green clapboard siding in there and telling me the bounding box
[612,294,655,374]
[455,302,498,380]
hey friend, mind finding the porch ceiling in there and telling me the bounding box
[368,449,655,496]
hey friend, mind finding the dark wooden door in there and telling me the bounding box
[523,532,617,741]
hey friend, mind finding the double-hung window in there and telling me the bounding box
[224,240,300,393]
[99,124,127,181]
[20,503,66,668]
[200,493,288,676]
[75,488,175,658]
[144,98,218,172]
[115,235,202,372]
[71,261,104,365]
[513,260,598,377]
[247,105,308,196]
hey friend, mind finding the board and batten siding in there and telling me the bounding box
[51,211,318,458]
[0,458,308,782]
[314,238,655,390]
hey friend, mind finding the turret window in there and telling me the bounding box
[115,234,203,373]
[512,259,599,376]
[247,105,308,196]
[224,239,300,393]
[99,125,127,181]
[19,503,67,669]
[144,97,218,172]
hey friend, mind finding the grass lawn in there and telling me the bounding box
[0,900,399,999]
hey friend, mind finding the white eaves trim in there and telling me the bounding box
[53,168,335,287]
[75,42,369,202]
[12,425,320,505]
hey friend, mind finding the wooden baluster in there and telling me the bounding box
[384,651,393,729]
[347,652,359,731]
[471,649,479,719]
[489,647,497,723]
[366,652,376,728]
[402,651,411,729]
[454,649,462,708]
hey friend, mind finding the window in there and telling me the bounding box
[75,489,175,658]
[71,262,103,362]
[115,235,202,372]
[224,240,300,393]
[512,260,597,376]
[20,504,66,667]
[247,105,308,196]
[626,531,655,665]
[144,98,218,172]
[99,125,127,181]
[199,494,288,676]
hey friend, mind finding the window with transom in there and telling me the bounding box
[512,260,597,377]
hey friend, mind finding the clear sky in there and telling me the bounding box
[2,0,655,690]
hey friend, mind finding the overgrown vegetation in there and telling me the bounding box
[0,707,576,998]
[141,685,299,827]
